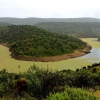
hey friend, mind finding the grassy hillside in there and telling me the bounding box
[36,22,100,38]
[0,25,86,58]
[0,17,100,25]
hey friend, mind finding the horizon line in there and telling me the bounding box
[0,17,100,19]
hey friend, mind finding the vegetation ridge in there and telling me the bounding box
[0,17,100,25]
[36,22,100,38]
[0,25,87,61]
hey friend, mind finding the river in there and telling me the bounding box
[0,38,100,72]
[82,48,100,58]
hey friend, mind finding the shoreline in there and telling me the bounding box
[10,44,92,62]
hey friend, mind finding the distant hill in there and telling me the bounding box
[0,22,10,26]
[0,17,100,25]
[36,22,100,38]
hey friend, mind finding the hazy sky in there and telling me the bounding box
[0,0,100,18]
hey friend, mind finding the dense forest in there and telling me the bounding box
[36,22,100,38]
[0,63,100,100]
[0,25,86,58]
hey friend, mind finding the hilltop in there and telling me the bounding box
[0,17,100,25]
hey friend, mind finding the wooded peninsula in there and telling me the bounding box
[0,25,88,61]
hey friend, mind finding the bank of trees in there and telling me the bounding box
[36,22,100,38]
[0,25,86,57]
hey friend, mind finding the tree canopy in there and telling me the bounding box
[36,22,100,38]
[0,25,86,57]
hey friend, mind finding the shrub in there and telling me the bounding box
[1,92,36,100]
[92,68,97,73]
[45,87,99,100]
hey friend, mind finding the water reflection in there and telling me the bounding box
[77,48,100,59]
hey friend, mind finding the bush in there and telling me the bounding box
[45,87,99,100]
[1,92,36,100]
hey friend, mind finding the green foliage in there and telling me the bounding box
[0,25,86,57]
[0,63,100,99]
[1,92,36,100]
[1,17,100,25]
[36,22,100,38]
[92,68,97,73]
[45,87,99,100]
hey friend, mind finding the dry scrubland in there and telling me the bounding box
[0,38,100,72]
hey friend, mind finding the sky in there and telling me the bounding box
[0,0,100,18]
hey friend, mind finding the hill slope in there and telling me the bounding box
[0,25,86,60]
[36,22,100,38]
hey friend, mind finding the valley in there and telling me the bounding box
[0,20,100,99]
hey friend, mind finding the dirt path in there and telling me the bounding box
[10,44,92,62]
